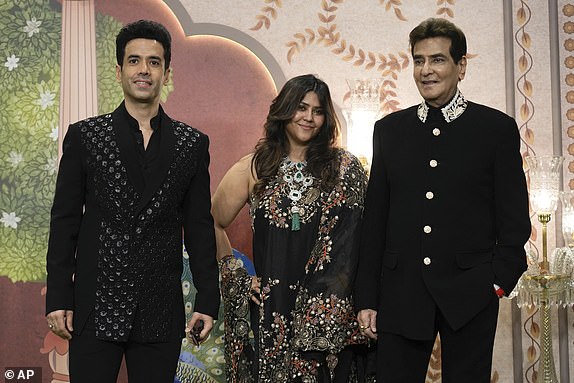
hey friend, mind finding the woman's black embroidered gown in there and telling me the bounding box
[221,150,367,382]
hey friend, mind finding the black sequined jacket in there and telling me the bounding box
[46,104,220,342]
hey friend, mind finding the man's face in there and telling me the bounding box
[116,38,170,106]
[412,36,466,108]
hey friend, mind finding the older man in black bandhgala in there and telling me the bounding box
[355,18,530,383]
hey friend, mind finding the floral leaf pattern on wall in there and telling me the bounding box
[0,1,174,283]
[280,0,410,113]
[516,2,535,152]
[96,13,124,114]
[249,0,409,113]
[436,0,455,18]
[0,0,61,282]
[250,0,282,31]
[523,304,540,382]
[380,0,407,21]
[515,1,538,244]
[514,2,541,383]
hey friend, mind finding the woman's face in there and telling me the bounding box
[285,91,325,150]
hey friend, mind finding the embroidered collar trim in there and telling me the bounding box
[417,89,467,123]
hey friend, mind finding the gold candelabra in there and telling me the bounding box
[514,155,570,383]
[538,212,551,273]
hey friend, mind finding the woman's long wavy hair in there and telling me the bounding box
[252,74,341,196]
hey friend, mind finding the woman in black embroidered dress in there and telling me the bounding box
[212,74,367,382]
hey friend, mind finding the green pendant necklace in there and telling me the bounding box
[281,158,313,231]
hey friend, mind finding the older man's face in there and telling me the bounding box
[412,37,466,108]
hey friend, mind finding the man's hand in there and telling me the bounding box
[46,309,74,340]
[250,276,262,305]
[185,312,214,345]
[357,309,378,340]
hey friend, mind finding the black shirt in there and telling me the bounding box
[119,102,162,189]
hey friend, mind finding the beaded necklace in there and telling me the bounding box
[280,157,314,231]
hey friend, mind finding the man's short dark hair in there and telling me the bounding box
[409,18,467,63]
[116,19,172,70]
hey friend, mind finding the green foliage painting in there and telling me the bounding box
[0,0,62,282]
[0,1,216,380]
[0,1,173,282]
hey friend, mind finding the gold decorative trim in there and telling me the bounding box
[561,6,574,379]
[563,4,574,190]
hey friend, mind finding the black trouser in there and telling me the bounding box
[377,294,499,383]
[69,312,182,383]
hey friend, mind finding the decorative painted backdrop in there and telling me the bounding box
[0,1,573,382]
